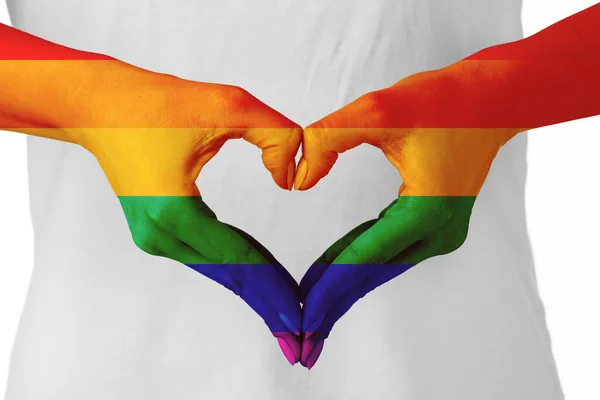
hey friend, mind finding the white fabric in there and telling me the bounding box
[5,0,563,398]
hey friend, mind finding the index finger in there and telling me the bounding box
[300,199,400,300]
[301,196,454,334]
[139,195,267,264]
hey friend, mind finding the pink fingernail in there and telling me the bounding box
[277,338,296,365]
[275,332,301,365]
[306,340,325,370]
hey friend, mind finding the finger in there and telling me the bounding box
[243,126,303,191]
[187,262,302,362]
[300,336,325,370]
[122,194,264,264]
[124,198,301,332]
[224,223,279,265]
[334,196,456,265]
[295,92,397,191]
[225,223,299,296]
[298,217,381,367]
[150,223,213,265]
[140,196,302,322]
[300,240,440,369]
[309,242,436,338]
[190,200,302,346]
[186,264,301,333]
[149,225,291,326]
[299,198,399,301]
[123,211,214,265]
[301,197,453,336]
[319,237,447,337]
[221,223,302,365]
[197,87,302,190]
[147,196,266,265]
[162,197,303,332]
[230,94,302,190]
[299,219,376,302]
[301,196,476,368]
[275,332,302,366]
[120,196,302,363]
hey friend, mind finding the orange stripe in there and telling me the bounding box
[0,59,298,129]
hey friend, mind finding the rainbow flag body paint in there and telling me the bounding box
[2,4,600,369]
[293,5,600,368]
[0,23,304,364]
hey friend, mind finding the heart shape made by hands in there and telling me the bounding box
[114,66,501,370]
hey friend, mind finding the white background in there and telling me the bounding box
[1,0,599,398]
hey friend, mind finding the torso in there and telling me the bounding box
[6,1,563,398]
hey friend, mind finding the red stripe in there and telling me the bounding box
[0,25,112,60]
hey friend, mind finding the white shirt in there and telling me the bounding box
[5,0,563,398]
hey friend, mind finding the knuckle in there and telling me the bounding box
[359,91,380,107]
[359,90,385,113]
[221,277,244,296]
[346,243,361,259]
[287,125,303,146]
[239,243,255,263]
[148,211,176,234]
[222,85,253,110]
[145,200,189,232]
[357,90,388,125]
[146,207,168,225]
[221,242,255,265]
[206,245,231,265]
[302,126,323,150]
[213,248,230,264]
[431,198,460,224]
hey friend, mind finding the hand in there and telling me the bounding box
[294,67,517,368]
[71,69,303,364]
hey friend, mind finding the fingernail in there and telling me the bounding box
[278,312,300,336]
[277,337,297,366]
[306,340,325,370]
[294,158,308,190]
[287,161,295,191]
[305,312,325,339]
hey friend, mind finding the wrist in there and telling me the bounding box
[63,60,180,148]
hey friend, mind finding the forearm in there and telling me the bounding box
[446,3,600,140]
[0,23,167,143]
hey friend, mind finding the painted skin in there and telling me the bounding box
[3,2,600,371]
[295,76,497,369]
[0,24,304,364]
[294,3,600,369]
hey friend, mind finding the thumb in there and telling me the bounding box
[243,125,302,191]
[294,92,391,191]
[235,95,302,190]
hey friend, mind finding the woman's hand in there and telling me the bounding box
[295,67,516,368]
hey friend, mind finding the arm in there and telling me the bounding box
[295,3,600,369]
[0,22,140,140]
[446,3,600,135]
[0,23,303,363]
